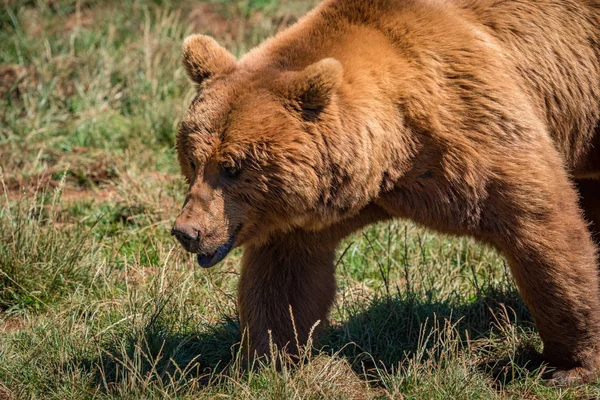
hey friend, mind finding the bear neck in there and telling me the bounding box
[239,1,422,225]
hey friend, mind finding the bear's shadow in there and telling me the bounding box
[319,288,542,388]
[82,285,542,391]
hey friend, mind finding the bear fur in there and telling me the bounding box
[173,0,600,384]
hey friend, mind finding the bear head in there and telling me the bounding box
[172,34,353,268]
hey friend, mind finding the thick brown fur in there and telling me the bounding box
[173,0,600,385]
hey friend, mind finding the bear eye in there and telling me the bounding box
[190,160,197,171]
[221,164,241,180]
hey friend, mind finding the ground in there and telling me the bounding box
[1,0,599,398]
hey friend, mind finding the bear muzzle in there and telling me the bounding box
[195,230,238,268]
[171,222,200,253]
[171,219,241,268]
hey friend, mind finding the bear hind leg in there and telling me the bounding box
[487,156,600,384]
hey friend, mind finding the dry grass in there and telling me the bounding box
[1,0,599,398]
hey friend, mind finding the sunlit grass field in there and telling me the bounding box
[1,1,599,398]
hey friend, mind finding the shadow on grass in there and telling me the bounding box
[81,314,242,390]
[78,283,542,392]
[319,285,541,389]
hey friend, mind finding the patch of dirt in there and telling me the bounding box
[4,172,120,203]
[149,171,172,184]
[187,2,298,37]
[0,64,37,100]
[188,2,241,38]
[75,159,120,187]
[64,5,95,32]
[0,61,78,108]
[20,8,43,36]
[0,384,12,400]
[3,158,120,201]
[0,60,79,106]
[0,315,25,333]
[117,266,160,286]
[6,183,120,204]
[18,1,98,35]
[61,185,120,203]
[4,173,57,198]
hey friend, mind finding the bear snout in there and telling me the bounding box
[171,221,200,253]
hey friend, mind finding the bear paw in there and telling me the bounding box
[549,365,599,386]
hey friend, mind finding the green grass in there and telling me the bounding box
[1,0,599,398]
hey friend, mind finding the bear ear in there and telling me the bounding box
[182,34,237,84]
[283,58,343,119]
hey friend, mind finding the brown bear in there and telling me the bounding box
[172,0,600,385]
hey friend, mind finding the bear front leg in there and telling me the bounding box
[237,203,390,359]
[237,229,338,359]
[489,159,600,384]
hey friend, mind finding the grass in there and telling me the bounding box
[0,0,599,398]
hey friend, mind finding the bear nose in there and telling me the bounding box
[171,222,200,253]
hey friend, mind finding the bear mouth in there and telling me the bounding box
[196,227,240,268]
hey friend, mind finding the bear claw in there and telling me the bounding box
[548,366,599,386]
